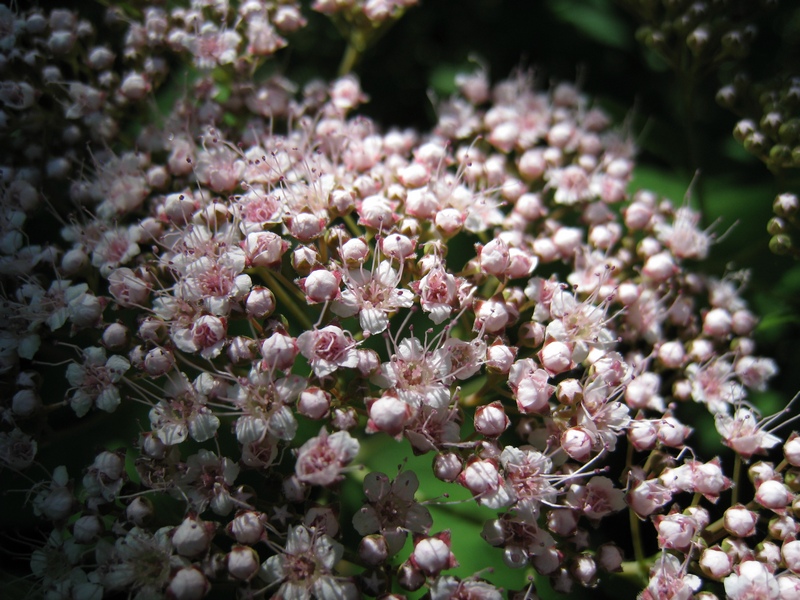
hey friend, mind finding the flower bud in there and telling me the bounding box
[331,407,358,431]
[774,193,799,218]
[756,541,782,567]
[561,427,594,462]
[517,321,545,347]
[73,514,103,542]
[144,347,174,377]
[397,560,425,591]
[783,539,800,573]
[642,251,677,281]
[658,341,685,369]
[433,452,463,482]
[366,395,412,438]
[655,512,697,551]
[141,433,166,459]
[571,554,597,587]
[359,534,389,566]
[724,505,758,537]
[260,330,298,371]
[785,434,800,466]
[245,287,275,320]
[166,566,209,600]
[302,269,340,303]
[755,479,792,511]
[227,545,260,581]
[126,496,153,526]
[298,387,331,420]
[227,336,256,363]
[434,207,465,237]
[120,72,149,100]
[531,547,561,574]
[228,511,266,545]
[61,248,89,275]
[474,402,509,437]
[411,534,456,576]
[628,419,658,451]
[172,515,214,557]
[657,416,692,448]
[479,239,510,276]
[768,514,799,540]
[547,508,579,537]
[102,323,129,351]
[703,308,732,337]
[518,149,546,180]
[700,547,732,580]
[539,341,573,374]
[597,544,624,572]
[11,389,40,417]
[381,233,416,260]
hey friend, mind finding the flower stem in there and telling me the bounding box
[731,453,742,507]
[342,213,362,238]
[629,507,648,585]
[338,41,362,77]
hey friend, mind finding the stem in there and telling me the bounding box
[629,508,649,584]
[678,72,707,223]
[731,453,742,507]
[342,213,362,238]
[338,41,363,77]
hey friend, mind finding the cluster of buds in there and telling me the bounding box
[768,191,800,258]
[721,75,800,173]
[619,0,769,71]
[1,2,798,600]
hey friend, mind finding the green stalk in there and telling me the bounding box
[731,453,742,506]
[629,508,649,584]
[338,40,363,77]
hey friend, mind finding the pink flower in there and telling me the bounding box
[508,359,554,414]
[296,325,358,377]
[332,260,413,335]
[724,560,780,600]
[566,476,625,521]
[262,525,356,600]
[715,407,781,459]
[457,457,514,509]
[626,468,673,519]
[654,511,698,552]
[640,553,701,600]
[295,428,359,486]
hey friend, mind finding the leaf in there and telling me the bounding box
[545,0,632,50]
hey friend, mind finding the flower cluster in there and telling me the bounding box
[1,2,798,600]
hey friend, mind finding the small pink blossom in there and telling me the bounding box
[724,560,780,600]
[715,407,781,459]
[295,428,359,486]
[296,325,358,377]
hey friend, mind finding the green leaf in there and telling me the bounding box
[546,0,632,50]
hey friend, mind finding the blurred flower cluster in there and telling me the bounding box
[1,2,798,599]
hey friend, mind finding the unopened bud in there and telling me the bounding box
[227,545,260,581]
[126,496,153,525]
[166,566,209,600]
[359,534,389,566]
